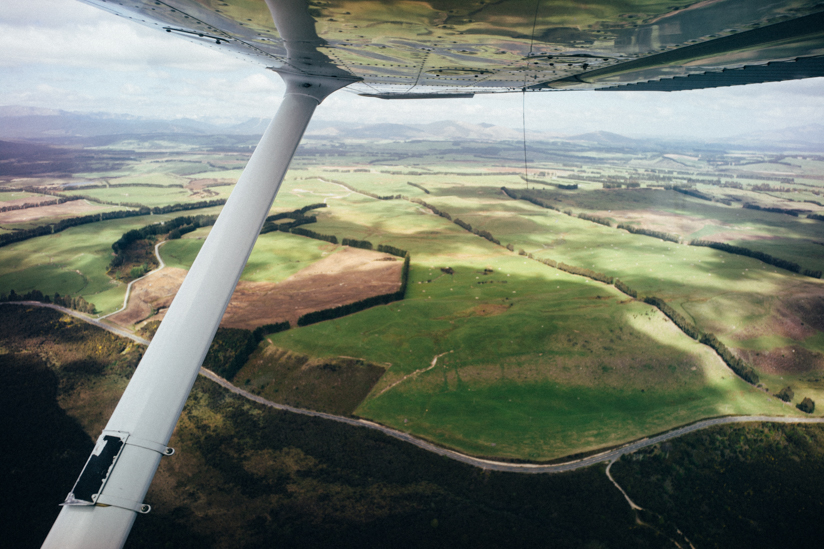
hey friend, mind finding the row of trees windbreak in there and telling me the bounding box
[503,186,822,278]
[0,198,228,249]
[0,196,81,213]
[690,239,822,278]
[0,290,96,314]
[420,190,771,390]
[641,296,760,384]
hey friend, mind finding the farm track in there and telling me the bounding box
[7,300,824,474]
[99,240,167,320]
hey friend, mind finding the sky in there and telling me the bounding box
[2,0,824,139]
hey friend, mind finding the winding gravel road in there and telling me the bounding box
[7,301,824,473]
[99,240,167,320]
[201,366,824,473]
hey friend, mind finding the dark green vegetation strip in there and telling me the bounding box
[0,290,96,314]
[0,195,80,213]
[503,186,823,274]
[0,306,663,549]
[643,296,760,385]
[290,226,337,244]
[0,209,148,248]
[616,222,681,243]
[259,204,326,234]
[406,181,430,194]
[691,239,822,278]
[6,306,824,548]
[341,237,373,250]
[409,197,452,219]
[111,213,218,257]
[612,422,824,548]
[0,199,227,249]
[743,202,802,217]
[202,328,261,381]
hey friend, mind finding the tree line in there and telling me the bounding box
[0,196,81,213]
[743,203,801,217]
[522,175,578,190]
[616,223,682,243]
[504,183,822,278]
[500,181,815,388]
[501,187,562,212]
[0,198,229,249]
[450,218,501,245]
[259,204,326,234]
[410,197,453,220]
[0,289,96,314]
[0,208,147,249]
[602,181,641,189]
[578,213,612,227]
[112,214,219,254]
[342,238,373,250]
[290,227,338,244]
[202,328,260,380]
[251,321,290,342]
[377,244,408,258]
[297,253,410,327]
[642,296,760,385]
[327,180,401,200]
[689,239,811,276]
[504,186,819,277]
[517,238,764,388]
[555,261,614,285]
[614,279,637,298]
[529,244,763,387]
[673,186,715,203]
[407,181,431,194]
[42,187,228,213]
[260,215,317,234]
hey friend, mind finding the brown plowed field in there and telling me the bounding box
[0,200,105,224]
[186,178,234,190]
[109,246,403,330]
[0,195,57,208]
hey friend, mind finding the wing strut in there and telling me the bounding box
[41,72,352,549]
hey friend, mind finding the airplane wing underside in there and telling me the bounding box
[80,0,824,96]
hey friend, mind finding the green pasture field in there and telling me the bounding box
[0,206,225,314]
[383,178,824,401]
[161,227,336,283]
[105,172,190,187]
[120,159,215,177]
[0,191,43,202]
[266,245,791,460]
[529,186,824,269]
[61,185,232,207]
[242,193,796,459]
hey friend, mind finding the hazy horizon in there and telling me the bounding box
[3,0,824,140]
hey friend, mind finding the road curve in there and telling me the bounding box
[200,368,824,474]
[6,301,824,473]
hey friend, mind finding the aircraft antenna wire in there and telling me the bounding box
[522,0,541,189]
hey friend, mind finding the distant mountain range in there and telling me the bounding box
[1,105,823,150]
